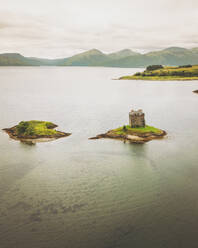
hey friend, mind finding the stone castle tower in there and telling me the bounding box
[129,109,145,128]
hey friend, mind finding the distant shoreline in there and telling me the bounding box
[119,65,198,81]
[119,76,198,81]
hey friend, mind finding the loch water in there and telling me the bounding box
[0,67,198,248]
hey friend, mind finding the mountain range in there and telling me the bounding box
[1,47,198,67]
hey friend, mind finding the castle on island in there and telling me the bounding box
[129,109,145,128]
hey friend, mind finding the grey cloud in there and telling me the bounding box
[0,0,197,58]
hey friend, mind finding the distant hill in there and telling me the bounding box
[0,53,44,66]
[61,49,141,66]
[107,49,140,60]
[61,49,109,66]
[0,53,68,66]
[103,47,198,67]
[1,47,198,67]
[145,47,198,66]
[190,47,198,54]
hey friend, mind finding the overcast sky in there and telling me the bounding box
[0,0,198,58]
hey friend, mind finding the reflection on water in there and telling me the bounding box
[0,67,198,248]
[20,140,36,146]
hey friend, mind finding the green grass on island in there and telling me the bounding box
[112,125,163,135]
[3,120,71,143]
[15,120,59,137]
[119,65,198,81]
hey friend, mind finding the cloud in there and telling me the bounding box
[0,0,197,57]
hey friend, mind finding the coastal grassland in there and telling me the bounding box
[119,65,198,81]
[113,125,163,135]
[16,121,58,136]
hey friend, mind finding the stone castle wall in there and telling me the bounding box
[129,110,145,128]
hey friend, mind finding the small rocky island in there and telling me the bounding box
[119,65,198,81]
[90,110,166,144]
[3,120,71,144]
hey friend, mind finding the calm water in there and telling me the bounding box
[0,67,198,248]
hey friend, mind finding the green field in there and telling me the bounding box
[16,120,58,136]
[112,125,163,135]
[120,65,198,81]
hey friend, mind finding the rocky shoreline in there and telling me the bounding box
[90,129,167,144]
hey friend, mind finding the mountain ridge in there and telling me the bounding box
[1,47,198,67]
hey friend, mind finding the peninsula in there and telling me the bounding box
[193,90,198,94]
[119,65,198,81]
[90,110,166,144]
[3,120,71,144]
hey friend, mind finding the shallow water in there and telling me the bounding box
[0,67,198,248]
